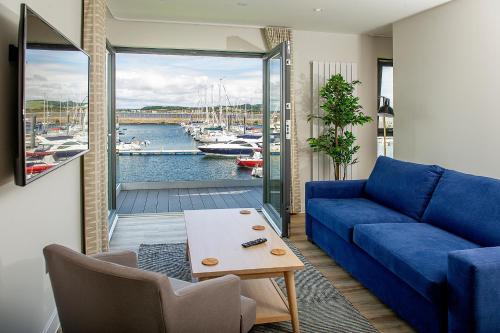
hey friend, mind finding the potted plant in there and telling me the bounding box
[308,74,372,180]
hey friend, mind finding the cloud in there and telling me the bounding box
[25,49,88,103]
[116,54,263,109]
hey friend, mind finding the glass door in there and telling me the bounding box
[262,41,291,237]
[106,41,117,227]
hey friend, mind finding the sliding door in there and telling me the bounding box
[262,42,291,237]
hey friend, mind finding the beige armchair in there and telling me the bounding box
[43,244,256,333]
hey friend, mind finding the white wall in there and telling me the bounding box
[0,1,83,332]
[393,0,500,177]
[107,15,393,211]
[294,32,392,208]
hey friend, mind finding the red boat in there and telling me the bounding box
[236,152,263,168]
[26,150,54,157]
[26,163,55,174]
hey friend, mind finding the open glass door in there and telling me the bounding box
[106,41,117,229]
[262,41,291,237]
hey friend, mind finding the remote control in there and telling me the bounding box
[242,238,267,248]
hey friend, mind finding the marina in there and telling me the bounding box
[117,124,273,183]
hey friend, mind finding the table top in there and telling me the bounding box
[185,208,304,279]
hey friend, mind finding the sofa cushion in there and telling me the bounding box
[307,198,416,243]
[364,157,443,220]
[422,170,500,247]
[353,223,479,303]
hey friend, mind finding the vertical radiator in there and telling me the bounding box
[310,61,358,181]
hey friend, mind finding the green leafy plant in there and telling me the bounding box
[307,74,372,180]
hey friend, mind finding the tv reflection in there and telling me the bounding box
[24,44,89,180]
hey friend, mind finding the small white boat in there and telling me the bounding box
[252,166,263,178]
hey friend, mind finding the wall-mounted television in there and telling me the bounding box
[15,4,90,186]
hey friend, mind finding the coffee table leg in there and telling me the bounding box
[185,242,190,261]
[284,271,300,333]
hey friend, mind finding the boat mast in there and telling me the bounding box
[218,78,223,127]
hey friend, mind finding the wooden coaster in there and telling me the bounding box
[201,258,219,266]
[271,248,286,256]
[240,209,252,215]
[252,225,266,231]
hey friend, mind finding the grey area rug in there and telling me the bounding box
[138,242,378,333]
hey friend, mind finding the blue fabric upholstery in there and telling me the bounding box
[423,170,500,247]
[364,156,443,220]
[354,223,479,303]
[305,180,366,200]
[305,158,500,332]
[308,217,445,333]
[307,198,415,243]
[448,247,500,333]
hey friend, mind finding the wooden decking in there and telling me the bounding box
[117,186,263,214]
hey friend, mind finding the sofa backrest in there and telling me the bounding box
[423,170,500,247]
[364,157,444,220]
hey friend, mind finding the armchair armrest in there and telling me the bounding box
[165,274,245,333]
[91,250,138,268]
[448,247,500,333]
[305,180,366,201]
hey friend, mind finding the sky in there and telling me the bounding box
[26,49,88,103]
[116,53,263,109]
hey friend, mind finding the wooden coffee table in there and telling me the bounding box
[184,208,304,333]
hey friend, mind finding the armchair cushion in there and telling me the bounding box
[364,156,443,220]
[91,250,138,268]
[307,197,415,242]
[354,223,479,303]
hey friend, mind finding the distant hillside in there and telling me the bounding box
[26,100,87,110]
[119,103,262,112]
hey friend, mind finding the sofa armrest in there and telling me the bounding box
[305,180,366,202]
[91,250,138,268]
[448,247,500,333]
[166,274,246,333]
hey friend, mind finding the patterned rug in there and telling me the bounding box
[138,241,378,333]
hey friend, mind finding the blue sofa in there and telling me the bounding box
[305,157,500,333]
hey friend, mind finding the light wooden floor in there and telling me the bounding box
[109,213,415,333]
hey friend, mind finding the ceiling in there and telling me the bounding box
[106,0,452,36]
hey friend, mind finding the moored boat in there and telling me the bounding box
[198,139,261,156]
[236,152,263,168]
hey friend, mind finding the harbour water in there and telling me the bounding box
[118,124,257,183]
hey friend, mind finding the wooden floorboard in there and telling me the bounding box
[119,190,138,214]
[144,190,159,213]
[198,188,217,209]
[207,187,228,209]
[168,188,181,212]
[110,212,415,333]
[117,191,126,211]
[131,190,148,214]
[156,190,169,213]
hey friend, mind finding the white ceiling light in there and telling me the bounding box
[313,8,322,12]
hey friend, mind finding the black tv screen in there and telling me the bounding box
[16,4,90,186]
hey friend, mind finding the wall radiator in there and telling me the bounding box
[310,61,358,181]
